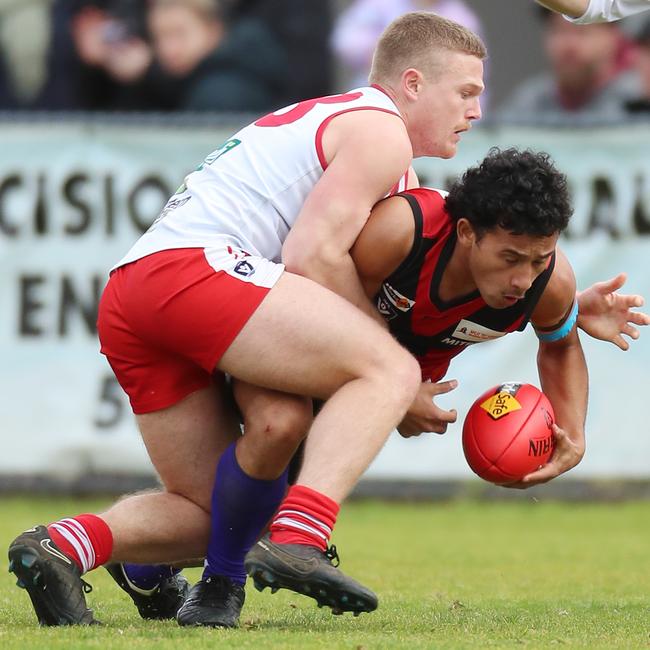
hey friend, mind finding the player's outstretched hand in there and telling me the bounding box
[398,379,458,438]
[502,424,585,489]
[577,273,650,350]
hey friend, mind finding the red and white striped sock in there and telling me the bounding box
[47,514,113,574]
[269,484,339,551]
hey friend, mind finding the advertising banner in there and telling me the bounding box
[1,120,648,480]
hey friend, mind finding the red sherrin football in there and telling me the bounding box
[462,382,555,483]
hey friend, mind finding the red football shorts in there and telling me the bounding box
[97,247,284,414]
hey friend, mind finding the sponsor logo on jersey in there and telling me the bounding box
[441,337,471,347]
[452,319,506,343]
[233,261,256,277]
[148,196,191,231]
[377,296,397,320]
[383,283,415,312]
[203,138,241,166]
[159,196,191,219]
[480,391,522,420]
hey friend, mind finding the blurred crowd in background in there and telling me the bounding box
[0,0,649,121]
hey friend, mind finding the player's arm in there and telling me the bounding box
[516,248,588,487]
[282,110,412,323]
[535,0,590,18]
[536,0,648,22]
[349,194,415,299]
[576,272,650,350]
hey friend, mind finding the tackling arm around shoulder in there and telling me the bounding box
[282,110,412,324]
[576,273,650,351]
[507,250,587,488]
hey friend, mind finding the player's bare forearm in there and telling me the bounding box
[534,333,587,477]
[283,109,412,326]
[535,0,589,17]
[538,337,587,444]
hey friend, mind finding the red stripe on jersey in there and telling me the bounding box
[314,106,404,171]
[254,92,363,127]
[370,84,393,99]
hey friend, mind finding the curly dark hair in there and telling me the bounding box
[445,147,572,238]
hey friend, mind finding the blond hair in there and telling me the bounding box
[369,12,487,84]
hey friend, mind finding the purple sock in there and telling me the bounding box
[204,442,288,584]
[122,563,180,591]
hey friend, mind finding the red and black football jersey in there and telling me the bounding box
[376,188,555,382]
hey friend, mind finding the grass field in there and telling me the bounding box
[0,496,648,649]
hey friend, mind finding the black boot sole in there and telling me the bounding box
[245,557,375,615]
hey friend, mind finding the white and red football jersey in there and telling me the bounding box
[116,86,408,268]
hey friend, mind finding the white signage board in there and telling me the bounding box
[0,121,648,480]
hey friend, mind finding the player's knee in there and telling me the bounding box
[387,350,421,408]
[361,340,420,409]
[370,336,421,382]
[245,396,312,450]
[160,483,212,514]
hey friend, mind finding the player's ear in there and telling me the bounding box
[402,68,423,99]
[456,218,476,248]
